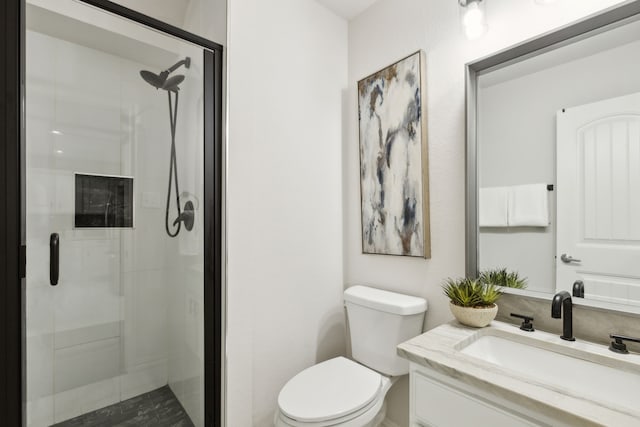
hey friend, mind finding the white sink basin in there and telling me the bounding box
[461,334,640,413]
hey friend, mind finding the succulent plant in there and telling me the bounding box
[442,277,502,308]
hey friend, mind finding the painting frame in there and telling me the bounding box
[357,50,431,258]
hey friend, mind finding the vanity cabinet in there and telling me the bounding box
[409,363,568,427]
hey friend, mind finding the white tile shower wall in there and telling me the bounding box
[109,0,227,44]
[227,0,347,425]
[25,29,172,426]
[167,260,205,427]
[167,5,223,422]
[164,45,206,426]
[346,1,627,425]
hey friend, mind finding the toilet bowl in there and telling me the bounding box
[274,286,427,427]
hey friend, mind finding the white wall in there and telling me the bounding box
[346,0,626,425]
[226,0,348,425]
[478,38,640,294]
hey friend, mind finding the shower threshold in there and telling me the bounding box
[51,385,195,427]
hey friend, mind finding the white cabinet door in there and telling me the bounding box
[412,370,539,427]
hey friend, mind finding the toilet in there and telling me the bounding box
[274,285,427,427]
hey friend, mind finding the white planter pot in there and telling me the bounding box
[449,302,498,328]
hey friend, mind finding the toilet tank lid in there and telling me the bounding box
[344,285,427,315]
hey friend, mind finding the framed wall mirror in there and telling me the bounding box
[466,1,640,313]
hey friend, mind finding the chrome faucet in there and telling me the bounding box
[551,291,575,341]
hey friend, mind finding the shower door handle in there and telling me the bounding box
[50,233,59,286]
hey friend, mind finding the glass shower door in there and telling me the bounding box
[25,2,207,426]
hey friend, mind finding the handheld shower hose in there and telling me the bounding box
[140,57,194,237]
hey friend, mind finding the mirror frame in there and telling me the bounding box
[465,0,640,312]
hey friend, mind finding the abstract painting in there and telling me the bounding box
[358,51,430,258]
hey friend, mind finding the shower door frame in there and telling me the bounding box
[0,0,224,426]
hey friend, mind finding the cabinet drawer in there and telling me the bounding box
[413,370,538,427]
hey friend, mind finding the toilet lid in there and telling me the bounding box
[278,357,382,423]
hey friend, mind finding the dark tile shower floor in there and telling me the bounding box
[51,385,195,427]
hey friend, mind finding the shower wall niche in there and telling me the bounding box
[74,174,134,228]
[25,4,205,426]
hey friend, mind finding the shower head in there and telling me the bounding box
[163,75,185,92]
[140,69,169,89]
[140,57,190,91]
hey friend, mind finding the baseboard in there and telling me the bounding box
[380,418,402,427]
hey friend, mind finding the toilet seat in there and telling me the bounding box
[276,394,385,427]
[277,357,384,425]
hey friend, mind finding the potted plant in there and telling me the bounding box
[442,277,501,328]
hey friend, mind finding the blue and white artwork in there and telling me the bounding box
[358,51,430,258]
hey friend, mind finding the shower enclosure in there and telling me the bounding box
[12,1,223,426]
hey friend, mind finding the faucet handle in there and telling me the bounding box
[609,334,640,354]
[510,313,535,332]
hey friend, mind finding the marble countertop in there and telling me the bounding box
[397,320,640,427]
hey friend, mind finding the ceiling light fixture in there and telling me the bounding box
[459,0,488,40]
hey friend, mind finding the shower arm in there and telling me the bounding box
[164,58,191,75]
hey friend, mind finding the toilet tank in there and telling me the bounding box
[344,285,427,376]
